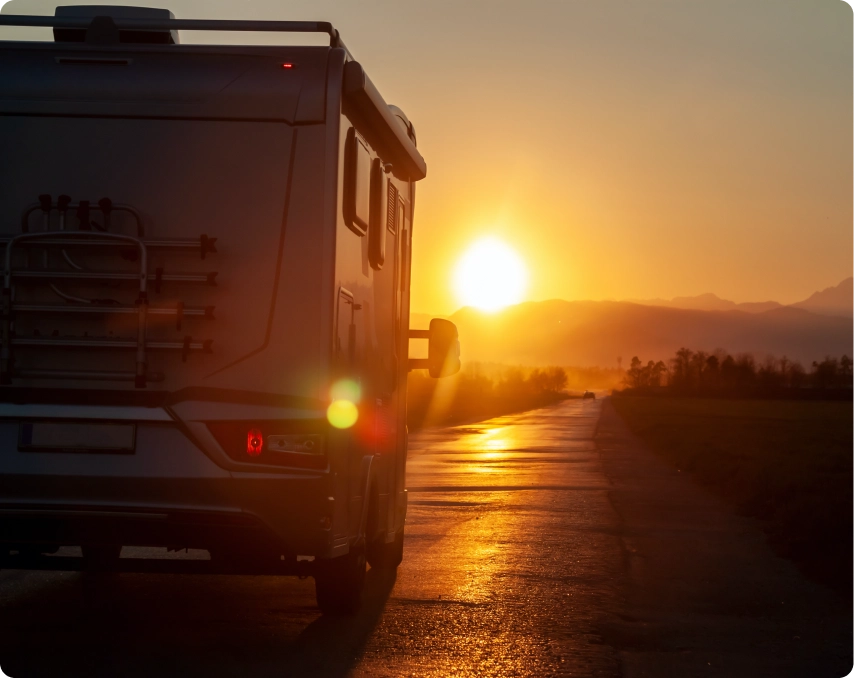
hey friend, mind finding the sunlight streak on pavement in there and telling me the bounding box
[0,399,620,677]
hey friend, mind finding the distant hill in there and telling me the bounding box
[629,293,782,314]
[447,300,852,368]
[792,278,853,318]
[629,278,852,317]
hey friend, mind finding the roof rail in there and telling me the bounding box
[0,15,346,49]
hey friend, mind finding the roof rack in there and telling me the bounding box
[0,15,346,49]
[0,14,432,180]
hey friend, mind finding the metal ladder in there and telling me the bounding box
[0,196,217,388]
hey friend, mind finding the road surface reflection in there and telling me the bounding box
[0,399,621,677]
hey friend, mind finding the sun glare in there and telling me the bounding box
[454,238,527,312]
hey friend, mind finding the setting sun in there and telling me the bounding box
[454,238,527,312]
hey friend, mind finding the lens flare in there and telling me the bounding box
[327,400,358,429]
[330,379,361,403]
[328,380,360,428]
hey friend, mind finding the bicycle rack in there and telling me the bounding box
[0,196,218,388]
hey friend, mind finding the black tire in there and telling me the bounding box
[367,528,404,570]
[314,545,366,615]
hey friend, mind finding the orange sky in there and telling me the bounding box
[6,0,851,315]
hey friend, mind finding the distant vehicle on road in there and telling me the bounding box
[583,391,596,399]
[0,6,460,614]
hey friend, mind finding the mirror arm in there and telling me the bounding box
[408,358,430,372]
[408,330,430,371]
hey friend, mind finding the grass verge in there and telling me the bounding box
[610,396,852,599]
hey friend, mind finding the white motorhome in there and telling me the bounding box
[0,6,459,613]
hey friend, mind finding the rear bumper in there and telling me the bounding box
[0,505,274,550]
[0,418,335,557]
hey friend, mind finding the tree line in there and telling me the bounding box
[408,363,569,429]
[622,348,853,397]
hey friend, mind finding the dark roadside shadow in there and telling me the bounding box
[289,568,398,675]
[0,567,397,678]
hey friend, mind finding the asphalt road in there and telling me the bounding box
[0,398,849,677]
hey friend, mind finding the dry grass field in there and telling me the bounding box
[610,396,853,599]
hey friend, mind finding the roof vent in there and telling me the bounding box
[53,6,180,44]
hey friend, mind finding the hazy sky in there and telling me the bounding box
[4,0,852,314]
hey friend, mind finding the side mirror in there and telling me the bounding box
[427,318,461,378]
[408,318,461,378]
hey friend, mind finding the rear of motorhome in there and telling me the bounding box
[0,7,459,612]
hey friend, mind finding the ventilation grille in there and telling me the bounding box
[386,182,398,234]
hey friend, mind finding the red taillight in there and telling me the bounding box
[246,429,264,457]
[206,421,327,470]
[282,63,294,69]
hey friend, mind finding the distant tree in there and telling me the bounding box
[758,355,782,391]
[626,356,643,389]
[528,368,547,393]
[670,348,694,390]
[720,354,737,389]
[779,355,790,385]
[840,355,853,382]
[650,360,667,387]
[703,354,720,391]
[500,367,528,395]
[545,366,568,393]
[812,357,839,389]
[642,360,654,387]
[458,370,493,403]
[618,346,853,399]
[735,354,757,389]
[705,354,719,373]
[622,358,667,390]
[528,367,567,394]
[691,351,709,389]
[789,361,806,389]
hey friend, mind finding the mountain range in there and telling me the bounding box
[790,278,853,317]
[628,277,852,317]
[627,294,784,314]
[412,278,853,368]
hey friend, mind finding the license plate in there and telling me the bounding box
[19,422,136,454]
